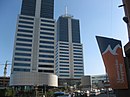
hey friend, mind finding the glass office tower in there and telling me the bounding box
[10,0,58,87]
[55,15,84,86]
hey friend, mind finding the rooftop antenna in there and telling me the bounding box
[62,6,73,18]
[65,6,68,16]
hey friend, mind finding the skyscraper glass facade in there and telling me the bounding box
[56,16,84,83]
[21,0,54,19]
[21,0,36,16]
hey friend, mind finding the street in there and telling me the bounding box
[89,94,116,97]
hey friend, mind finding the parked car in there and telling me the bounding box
[54,92,65,97]
[57,93,71,97]
[90,91,97,96]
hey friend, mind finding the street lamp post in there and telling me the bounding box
[123,16,130,41]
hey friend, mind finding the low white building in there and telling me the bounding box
[10,72,58,87]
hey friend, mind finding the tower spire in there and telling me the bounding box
[65,6,68,16]
[62,6,73,18]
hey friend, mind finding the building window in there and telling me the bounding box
[59,75,69,77]
[72,19,80,43]
[40,36,54,40]
[40,40,54,44]
[60,65,69,67]
[41,23,54,27]
[18,29,33,33]
[74,72,83,74]
[74,62,83,64]
[57,17,68,42]
[14,58,31,61]
[17,33,33,37]
[15,48,31,52]
[13,68,30,72]
[18,25,33,29]
[60,49,69,51]
[40,32,54,36]
[60,71,69,73]
[39,50,54,53]
[15,53,31,56]
[38,65,54,68]
[73,50,82,53]
[40,27,54,31]
[21,0,36,16]
[39,54,54,58]
[16,43,32,47]
[60,61,69,64]
[14,63,30,67]
[59,43,69,45]
[60,46,69,48]
[19,20,34,24]
[74,56,82,58]
[59,58,69,60]
[60,68,69,70]
[17,38,32,42]
[39,45,54,49]
[38,70,54,73]
[19,16,34,20]
[74,59,83,61]
[60,52,69,54]
[74,65,83,68]
[59,55,69,57]
[39,59,54,63]
[41,19,55,23]
[73,53,82,55]
[73,44,82,46]
[73,47,82,49]
[74,75,81,77]
[74,68,83,70]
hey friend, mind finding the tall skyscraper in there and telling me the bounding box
[55,15,84,86]
[10,0,58,87]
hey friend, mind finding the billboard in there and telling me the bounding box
[96,36,128,89]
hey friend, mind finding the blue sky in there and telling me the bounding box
[0,0,128,76]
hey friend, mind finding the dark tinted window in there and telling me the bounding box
[72,19,80,43]
[38,65,54,68]
[14,68,30,72]
[38,70,54,73]
[40,32,54,36]
[15,53,31,56]
[14,63,30,67]
[40,0,54,19]
[41,23,54,27]
[16,43,32,47]
[21,0,36,16]
[40,40,54,44]
[57,17,68,42]
[39,50,54,53]
[18,25,33,29]
[41,19,54,23]
[19,16,34,20]
[40,27,54,31]
[17,33,33,37]
[39,54,54,58]
[40,36,54,40]
[17,38,32,42]
[18,29,33,33]
[39,45,54,49]
[19,20,34,24]
[14,58,31,61]
[16,48,31,51]
[39,59,54,63]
